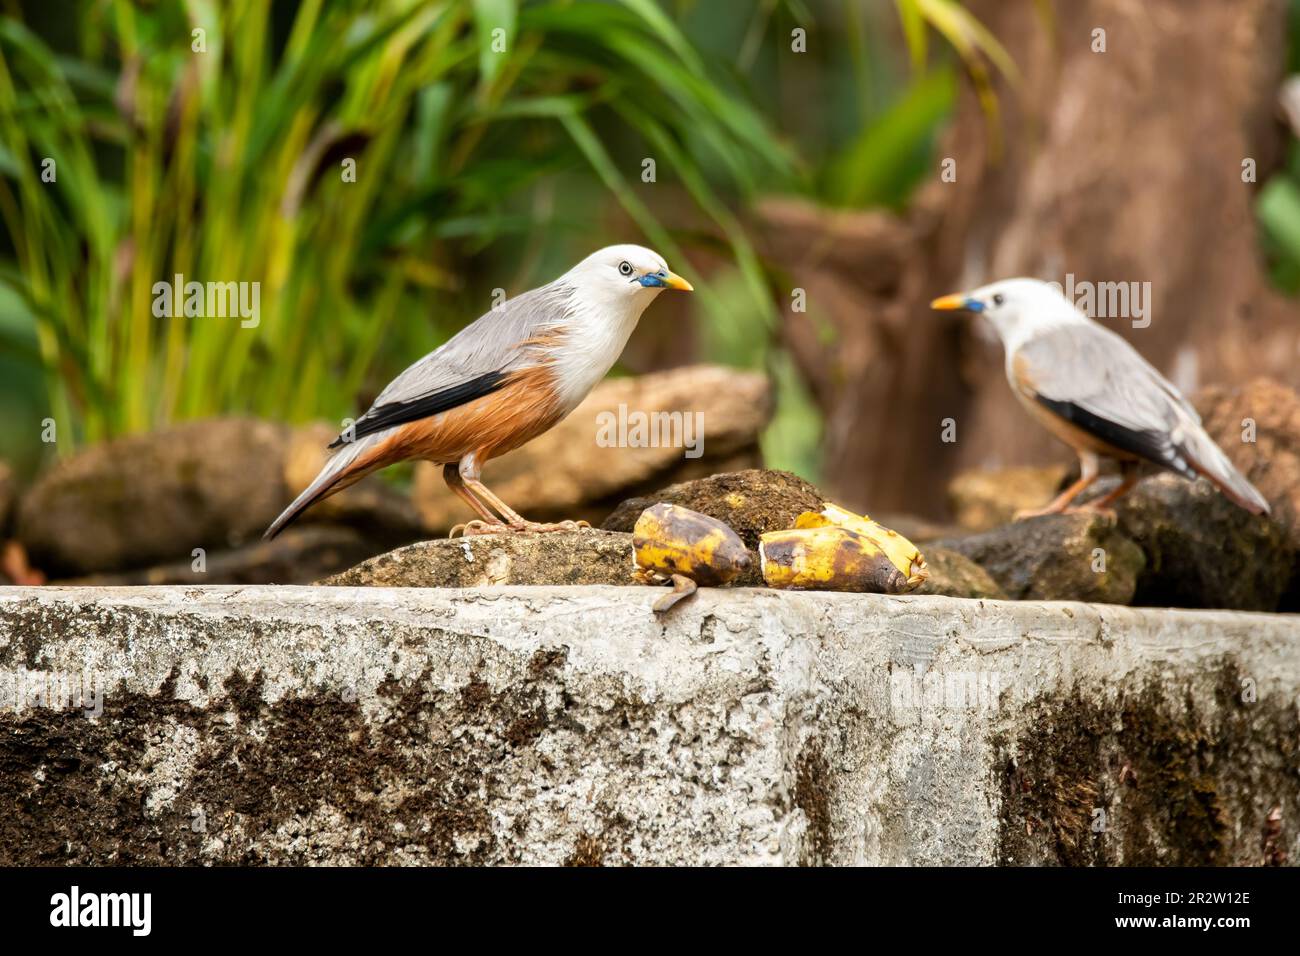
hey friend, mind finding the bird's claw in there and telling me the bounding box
[1013,506,1061,521]
[449,519,507,538]
[507,518,591,534]
[1079,503,1119,523]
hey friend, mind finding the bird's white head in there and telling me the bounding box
[541,244,693,413]
[931,277,1086,351]
[563,244,693,309]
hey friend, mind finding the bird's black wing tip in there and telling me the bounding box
[346,370,510,444]
[1036,396,1173,468]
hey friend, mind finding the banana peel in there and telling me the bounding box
[632,503,751,612]
[793,502,928,591]
[759,525,908,593]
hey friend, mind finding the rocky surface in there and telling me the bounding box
[947,465,1070,531]
[322,531,634,588]
[60,526,374,587]
[1194,378,1300,548]
[1,584,1297,866]
[913,547,1007,601]
[414,366,771,532]
[324,528,999,601]
[936,513,1146,605]
[1105,474,1293,612]
[16,418,293,577]
[13,418,422,581]
[935,466,1294,611]
[602,469,823,549]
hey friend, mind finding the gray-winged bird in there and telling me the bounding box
[265,244,693,539]
[931,278,1269,517]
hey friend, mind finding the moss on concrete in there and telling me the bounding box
[996,660,1299,865]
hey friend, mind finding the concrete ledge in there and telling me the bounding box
[1,585,1297,865]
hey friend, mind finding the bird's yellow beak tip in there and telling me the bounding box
[664,271,694,292]
[930,293,966,311]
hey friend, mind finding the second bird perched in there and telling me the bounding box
[265,244,692,539]
[932,279,1269,516]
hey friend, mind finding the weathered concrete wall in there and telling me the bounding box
[0,585,1297,866]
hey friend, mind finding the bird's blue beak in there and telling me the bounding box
[930,293,982,313]
[638,269,693,291]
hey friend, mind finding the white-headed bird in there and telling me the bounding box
[931,278,1268,517]
[265,244,693,539]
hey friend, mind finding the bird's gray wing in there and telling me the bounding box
[1016,322,1269,513]
[1013,323,1200,472]
[331,281,575,447]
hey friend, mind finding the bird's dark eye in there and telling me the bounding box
[618,261,633,276]
[992,293,1005,306]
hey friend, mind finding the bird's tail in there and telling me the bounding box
[264,436,378,540]
[1179,423,1270,516]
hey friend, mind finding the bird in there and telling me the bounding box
[930,278,1269,517]
[264,244,693,539]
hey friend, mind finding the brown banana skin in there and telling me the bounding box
[759,526,908,594]
[632,504,750,612]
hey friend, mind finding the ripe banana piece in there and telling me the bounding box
[793,502,928,590]
[632,503,751,612]
[759,525,908,593]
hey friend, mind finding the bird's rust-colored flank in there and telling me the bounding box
[358,364,566,474]
[1012,355,1135,460]
[1016,389,1138,461]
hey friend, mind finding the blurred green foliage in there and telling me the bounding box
[1258,0,1300,292]
[0,0,791,464]
[0,0,1009,482]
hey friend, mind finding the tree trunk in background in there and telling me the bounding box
[768,0,1297,519]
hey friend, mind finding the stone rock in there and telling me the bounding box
[57,526,374,586]
[16,418,292,577]
[947,465,1071,531]
[936,514,1145,605]
[14,418,424,580]
[413,365,771,532]
[602,469,823,549]
[322,530,635,588]
[914,547,1007,600]
[2,584,1298,865]
[324,523,976,603]
[1194,379,1300,552]
[1105,473,1293,612]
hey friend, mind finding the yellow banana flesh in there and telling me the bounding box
[794,502,929,590]
[759,525,908,594]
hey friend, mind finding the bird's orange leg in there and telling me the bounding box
[1081,461,1139,516]
[456,454,590,535]
[1015,452,1102,519]
[444,462,508,537]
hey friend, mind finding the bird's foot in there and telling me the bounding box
[1013,506,1066,521]
[1014,504,1115,522]
[506,518,591,534]
[449,519,508,538]
[1078,502,1119,523]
